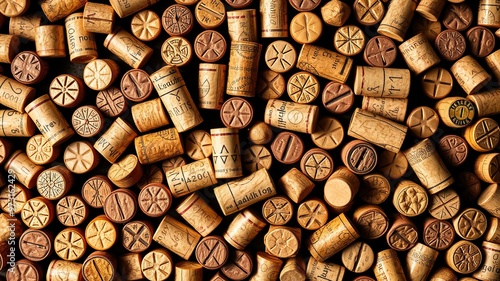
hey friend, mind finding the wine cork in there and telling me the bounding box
[40,0,86,22]
[83,59,120,91]
[486,50,500,81]
[353,205,389,240]
[361,96,408,122]
[451,55,492,94]
[9,15,42,41]
[94,117,137,163]
[478,184,500,218]
[279,168,315,203]
[259,0,287,38]
[341,140,377,175]
[406,243,439,281]
[404,138,453,194]
[354,66,411,99]
[393,180,428,217]
[446,240,482,274]
[373,249,407,281]
[150,65,203,132]
[21,196,55,229]
[153,214,201,260]
[324,166,359,210]
[227,9,257,42]
[83,2,116,34]
[226,41,261,97]
[464,118,500,152]
[210,127,243,179]
[214,168,276,216]
[12,51,48,85]
[107,154,143,188]
[307,213,360,262]
[65,13,98,64]
[341,242,374,273]
[264,99,319,134]
[25,94,74,146]
[320,0,350,27]
[416,0,446,21]
[468,89,500,117]
[452,208,487,241]
[0,110,35,137]
[435,97,475,128]
[37,165,73,200]
[378,0,417,42]
[399,33,440,74]
[280,257,306,281]
[306,258,346,281]
[166,158,217,198]
[131,98,169,133]
[249,252,283,281]
[104,27,153,69]
[348,108,408,153]
[479,0,500,27]
[486,217,500,244]
[472,241,500,280]
[175,261,203,281]
[0,74,35,113]
[386,214,418,251]
[474,153,500,183]
[198,63,226,110]
[82,251,116,281]
[247,121,273,145]
[297,44,353,83]
[109,0,159,18]
[0,183,29,214]
[35,25,66,58]
[119,253,144,281]
[429,267,457,281]
[85,215,117,250]
[54,228,87,261]
[264,225,301,258]
[176,192,222,237]
[47,260,83,281]
[134,128,184,165]
[185,130,212,160]
[224,209,266,250]
[0,35,19,64]
[4,150,43,188]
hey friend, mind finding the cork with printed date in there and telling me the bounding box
[348,108,408,153]
[166,158,217,198]
[297,44,353,83]
[134,128,184,165]
[214,168,276,216]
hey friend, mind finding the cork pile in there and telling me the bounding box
[0,0,500,280]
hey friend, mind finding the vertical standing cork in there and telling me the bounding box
[259,0,287,38]
[279,168,315,203]
[176,192,223,237]
[109,0,160,18]
[4,150,44,189]
[226,41,261,97]
[406,243,438,281]
[354,66,411,98]
[404,138,454,194]
[83,2,116,34]
[153,215,201,260]
[210,128,243,179]
[131,98,170,133]
[9,15,42,41]
[166,158,217,198]
[264,99,319,134]
[479,0,500,27]
[65,13,98,64]
[0,110,35,137]
[473,241,500,280]
[361,97,408,122]
[94,117,137,163]
[175,261,203,281]
[25,94,74,146]
[306,258,346,281]
[416,0,446,21]
[468,89,500,117]
[297,44,353,83]
[0,35,19,63]
[223,209,267,249]
[451,55,492,94]
[373,249,407,281]
[134,128,184,165]
[478,184,500,218]
[227,9,258,41]
[348,108,408,153]
[198,63,226,110]
[40,0,86,22]
[0,74,35,113]
[249,252,284,281]
[486,50,500,81]
[150,65,203,132]
[35,25,66,58]
[104,28,153,69]
[214,168,276,216]
[474,153,500,183]
[46,260,83,281]
[307,213,360,262]
[399,33,440,74]
[378,0,418,42]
